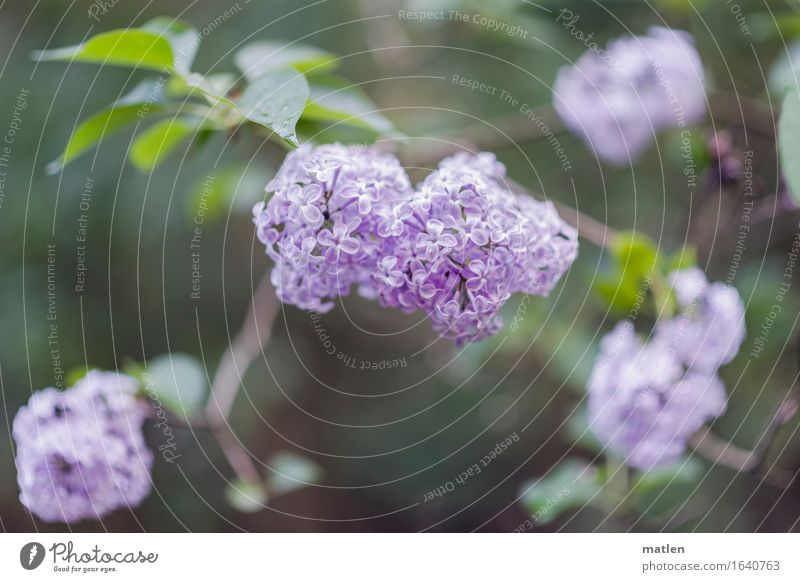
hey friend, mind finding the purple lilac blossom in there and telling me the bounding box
[587,321,727,470]
[587,269,745,469]
[371,152,578,344]
[553,27,706,165]
[13,371,152,523]
[655,268,746,372]
[253,143,413,313]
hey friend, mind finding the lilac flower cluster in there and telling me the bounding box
[554,27,706,165]
[588,268,745,470]
[13,372,152,523]
[254,147,579,343]
[253,143,412,313]
[371,152,579,343]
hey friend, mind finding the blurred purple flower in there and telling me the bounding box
[13,371,152,523]
[554,27,706,165]
[588,269,745,469]
[656,268,746,373]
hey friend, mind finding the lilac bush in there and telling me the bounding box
[13,372,152,522]
[253,143,413,313]
[553,27,706,165]
[587,269,745,469]
[371,152,579,343]
[25,9,800,533]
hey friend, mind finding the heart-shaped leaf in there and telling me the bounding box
[266,452,324,496]
[237,68,309,146]
[141,17,200,75]
[304,77,396,135]
[519,460,603,525]
[224,478,268,513]
[144,352,208,418]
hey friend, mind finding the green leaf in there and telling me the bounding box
[630,457,704,520]
[35,29,174,72]
[750,13,800,42]
[129,118,197,171]
[48,105,156,174]
[612,231,660,279]
[304,77,396,135]
[35,18,199,74]
[47,78,168,173]
[65,365,92,387]
[768,40,800,98]
[183,73,239,109]
[224,478,268,513]
[141,17,200,75]
[593,273,647,314]
[237,68,309,146]
[519,460,603,525]
[235,40,337,81]
[631,457,703,497]
[266,452,324,496]
[779,89,800,206]
[565,408,604,453]
[144,353,208,417]
[595,231,663,312]
[664,246,697,272]
[177,73,237,101]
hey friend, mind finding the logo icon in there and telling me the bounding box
[20,542,46,570]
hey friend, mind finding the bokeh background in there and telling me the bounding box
[1,0,800,532]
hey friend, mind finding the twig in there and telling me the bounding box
[552,200,618,249]
[689,390,800,489]
[506,177,618,249]
[750,392,800,475]
[205,273,281,483]
[689,428,759,472]
[211,423,263,484]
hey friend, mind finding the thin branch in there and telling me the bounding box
[689,428,759,472]
[205,274,279,426]
[689,390,800,489]
[211,422,263,484]
[506,177,618,249]
[552,200,618,249]
[750,391,800,474]
[205,273,281,483]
